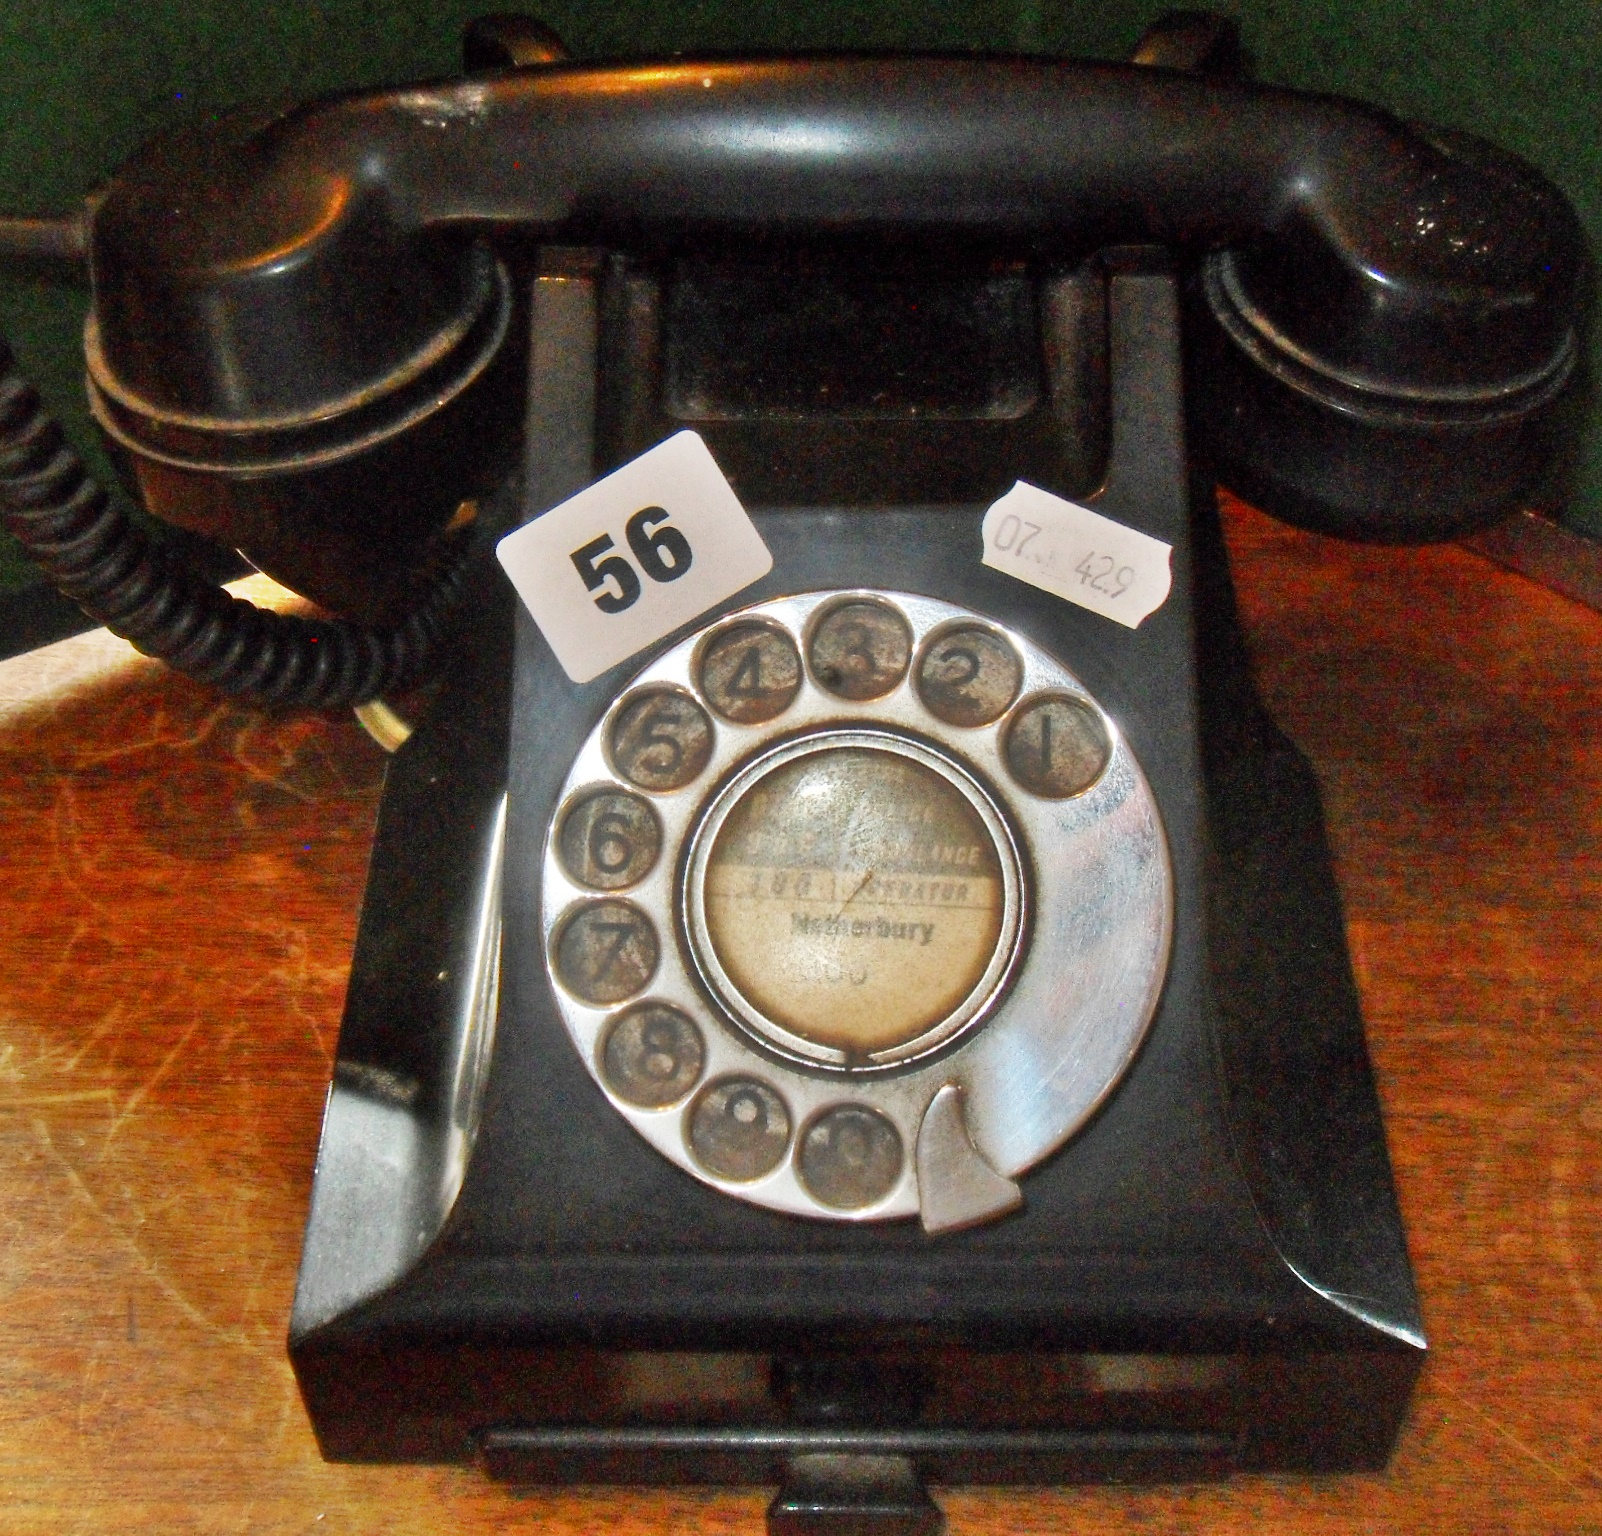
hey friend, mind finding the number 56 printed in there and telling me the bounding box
[570,506,694,613]
[498,431,773,682]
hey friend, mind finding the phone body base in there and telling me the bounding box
[288,251,1423,1495]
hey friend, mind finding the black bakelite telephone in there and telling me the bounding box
[0,13,1588,1523]
[0,13,1583,706]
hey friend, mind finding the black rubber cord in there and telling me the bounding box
[0,341,467,709]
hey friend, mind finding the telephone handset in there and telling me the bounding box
[1,12,1589,1506]
[0,14,1585,707]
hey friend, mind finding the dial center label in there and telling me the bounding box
[701,746,1006,1056]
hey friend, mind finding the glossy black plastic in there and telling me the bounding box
[289,255,1424,1492]
[78,47,1585,610]
[91,57,1581,418]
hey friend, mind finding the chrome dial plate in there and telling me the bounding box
[540,591,1173,1229]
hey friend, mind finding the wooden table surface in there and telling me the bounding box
[0,495,1597,1534]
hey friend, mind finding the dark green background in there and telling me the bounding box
[1,0,1596,593]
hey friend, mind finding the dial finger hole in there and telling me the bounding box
[916,626,1023,727]
[557,789,661,890]
[609,689,713,791]
[689,1078,792,1182]
[1002,694,1111,799]
[807,600,912,701]
[797,1104,904,1210]
[600,1003,705,1107]
[552,900,659,1005]
[699,622,803,724]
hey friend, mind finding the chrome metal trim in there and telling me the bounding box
[538,591,1173,1228]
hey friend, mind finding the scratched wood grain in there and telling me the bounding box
[0,496,1597,1534]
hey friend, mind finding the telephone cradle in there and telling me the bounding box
[0,14,1587,1533]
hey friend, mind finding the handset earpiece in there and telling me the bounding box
[1189,126,1585,540]
[1122,14,1584,540]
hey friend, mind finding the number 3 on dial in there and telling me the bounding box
[571,506,695,614]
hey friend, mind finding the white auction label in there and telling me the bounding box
[496,431,774,683]
[980,482,1172,628]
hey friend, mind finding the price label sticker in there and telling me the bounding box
[980,482,1172,629]
[497,431,773,683]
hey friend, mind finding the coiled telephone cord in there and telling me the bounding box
[0,341,467,709]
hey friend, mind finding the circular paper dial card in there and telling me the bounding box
[689,735,1018,1068]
